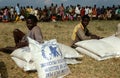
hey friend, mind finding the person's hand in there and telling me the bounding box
[99,37,104,39]
[91,35,99,39]
[91,35,104,39]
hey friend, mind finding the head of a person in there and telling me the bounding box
[26,14,38,30]
[81,15,90,28]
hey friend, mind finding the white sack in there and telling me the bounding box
[11,47,36,71]
[28,37,70,78]
[11,57,26,69]
[10,47,32,62]
[11,40,83,72]
[23,61,36,72]
[58,43,83,59]
[76,47,115,61]
[11,57,36,71]
[65,58,82,64]
[75,39,117,57]
[100,36,120,55]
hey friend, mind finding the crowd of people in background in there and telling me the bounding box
[0,3,120,23]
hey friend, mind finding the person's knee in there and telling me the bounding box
[13,29,20,33]
[13,29,25,37]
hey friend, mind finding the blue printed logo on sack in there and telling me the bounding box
[41,42,62,60]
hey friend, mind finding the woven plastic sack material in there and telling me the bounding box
[100,36,120,55]
[28,37,70,78]
[58,43,83,59]
[11,47,38,71]
[76,47,115,61]
[10,47,32,62]
[75,39,117,57]
[64,58,82,64]
[11,57,26,69]
[11,57,36,71]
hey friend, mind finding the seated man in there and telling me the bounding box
[71,15,102,48]
[0,14,44,53]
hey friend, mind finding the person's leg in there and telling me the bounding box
[13,29,25,46]
[0,29,25,53]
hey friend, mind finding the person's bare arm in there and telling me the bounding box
[33,27,44,43]
[85,28,102,39]
[76,28,91,40]
[16,41,28,48]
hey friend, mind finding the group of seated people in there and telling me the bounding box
[0,14,107,53]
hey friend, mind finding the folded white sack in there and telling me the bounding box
[10,47,32,62]
[75,39,117,57]
[76,47,115,61]
[100,36,120,55]
[11,42,83,66]
[75,36,120,61]
[10,38,83,76]
[58,43,83,59]
[11,57,36,71]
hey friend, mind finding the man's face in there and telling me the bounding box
[26,19,35,30]
[82,18,90,28]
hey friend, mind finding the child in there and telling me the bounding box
[0,14,44,53]
[71,15,102,48]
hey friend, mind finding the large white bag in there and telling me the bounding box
[11,57,36,71]
[10,41,83,72]
[76,47,115,61]
[75,39,117,57]
[28,37,70,78]
[100,36,120,55]
[10,47,32,62]
[11,57,26,69]
[58,43,83,59]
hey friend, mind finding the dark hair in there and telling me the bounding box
[27,14,38,23]
[81,15,90,21]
